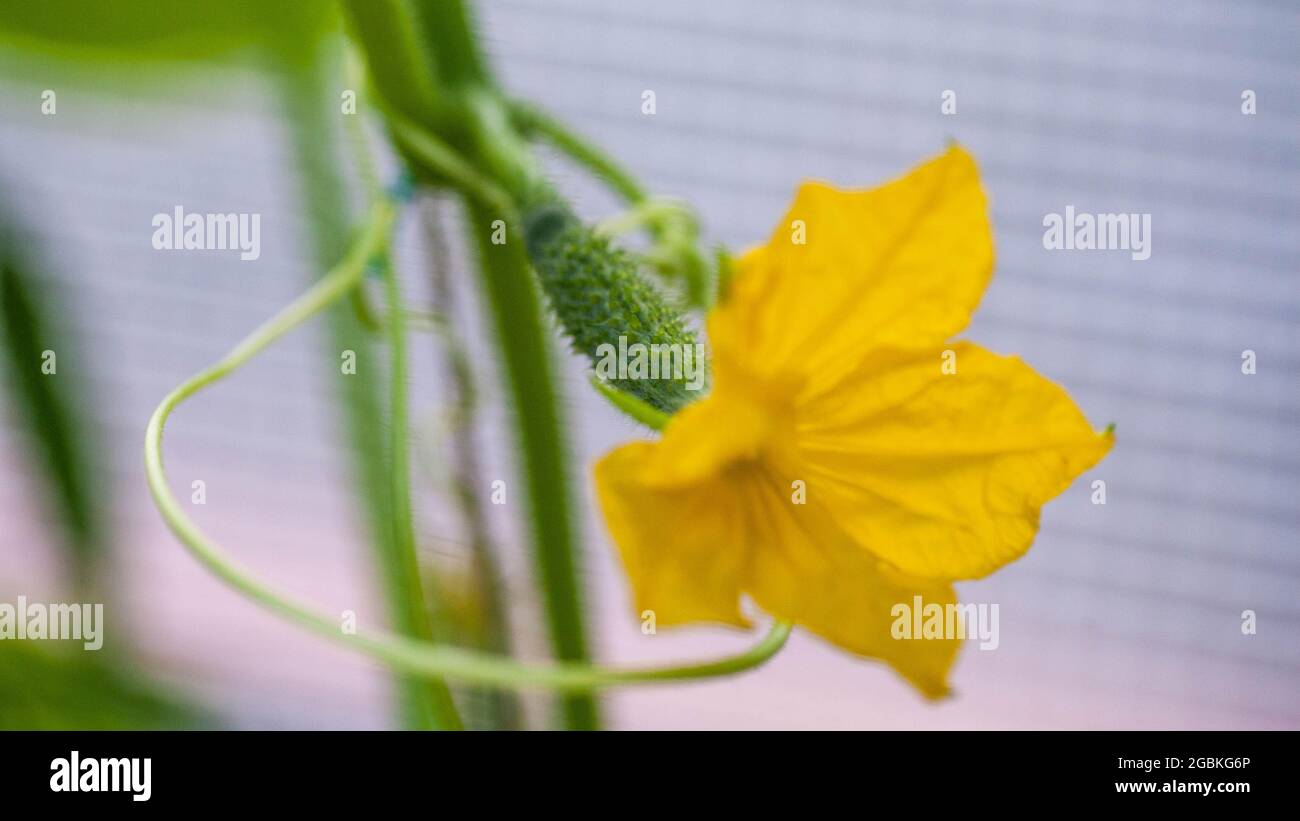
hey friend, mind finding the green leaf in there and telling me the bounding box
[0,0,337,64]
[0,642,204,730]
[0,222,105,590]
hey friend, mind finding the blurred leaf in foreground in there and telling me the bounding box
[0,642,204,730]
[0,212,207,730]
[0,0,337,65]
[0,218,105,591]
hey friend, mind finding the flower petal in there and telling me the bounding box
[739,472,961,698]
[633,386,778,489]
[596,448,960,696]
[795,342,1112,580]
[710,145,993,393]
[594,442,751,628]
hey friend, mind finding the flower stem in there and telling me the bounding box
[511,101,648,204]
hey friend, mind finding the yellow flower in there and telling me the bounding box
[594,146,1112,697]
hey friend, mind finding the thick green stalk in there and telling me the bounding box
[410,0,491,89]
[423,201,522,729]
[464,197,599,729]
[337,0,443,127]
[280,50,460,729]
[348,0,620,728]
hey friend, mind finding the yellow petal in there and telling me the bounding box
[596,441,961,695]
[634,383,779,489]
[794,342,1112,580]
[710,145,993,394]
[738,471,961,698]
[593,442,751,628]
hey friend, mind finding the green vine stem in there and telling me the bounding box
[378,240,467,726]
[369,78,603,726]
[280,53,460,730]
[143,197,792,693]
[423,198,522,729]
[510,101,647,203]
[338,0,444,129]
[343,1,708,726]
[349,2,604,725]
[387,113,516,217]
[462,196,600,728]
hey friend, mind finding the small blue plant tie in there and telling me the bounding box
[386,168,415,204]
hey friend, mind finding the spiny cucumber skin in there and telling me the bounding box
[524,203,700,413]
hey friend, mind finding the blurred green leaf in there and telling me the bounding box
[0,0,338,65]
[0,642,204,730]
[0,226,104,590]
